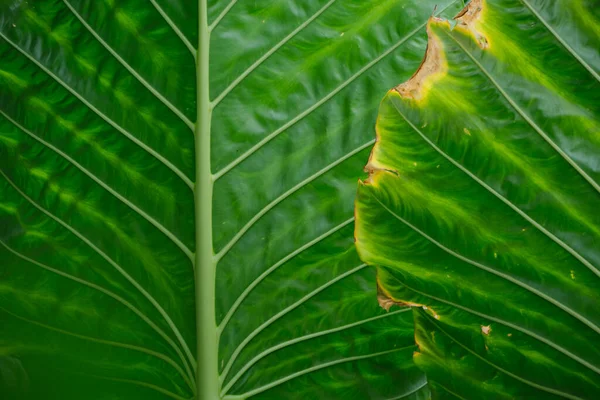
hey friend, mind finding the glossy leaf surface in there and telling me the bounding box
[355,0,600,398]
[0,0,463,398]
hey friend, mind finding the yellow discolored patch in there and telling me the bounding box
[0,134,18,148]
[0,70,28,89]
[0,203,17,214]
[29,167,49,180]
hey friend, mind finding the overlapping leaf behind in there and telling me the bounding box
[356,0,600,398]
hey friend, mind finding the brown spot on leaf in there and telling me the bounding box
[364,163,398,181]
[361,122,399,186]
[376,278,421,311]
[395,20,446,100]
[481,325,492,335]
[455,0,488,49]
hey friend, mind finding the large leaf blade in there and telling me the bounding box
[1,0,460,398]
[355,0,600,398]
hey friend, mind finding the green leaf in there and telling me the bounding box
[355,0,600,398]
[1,0,463,399]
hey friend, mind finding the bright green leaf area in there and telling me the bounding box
[356,0,600,399]
[0,0,468,399]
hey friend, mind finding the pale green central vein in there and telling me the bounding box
[195,1,219,399]
[195,1,463,399]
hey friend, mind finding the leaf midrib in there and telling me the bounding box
[195,1,219,398]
